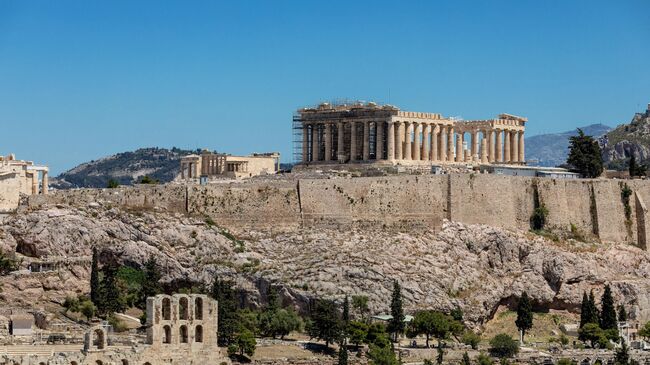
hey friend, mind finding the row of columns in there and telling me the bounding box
[303,120,525,164]
[180,161,199,179]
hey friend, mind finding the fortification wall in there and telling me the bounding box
[299,175,447,229]
[26,174,650,248]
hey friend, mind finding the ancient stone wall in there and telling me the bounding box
[28,174,650,247]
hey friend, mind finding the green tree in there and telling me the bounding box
[352,295,369,321]
[578,323,608,348]
[600,285,618,338]
[139,256,162,308]
[338,341,348,365]
[489,334,519,358]
[580,291,600,328]
[462,330,481,350]
[388,280,405,341]
[462,351,472,365]
[437,342,444,365]
[367,342,399,365]
[228,329,256,358]
[618,305,628,322]
[90,247,101,307]
[348,321,369,348]
[0,251,19,275]
[343,296,350,323]
[211,277,239,346]
[262,308,302,339]
[139,175,158,184]
[515,291,533,342]
[307,299,342,347]
[567,129,604,178]
[107,179,119,188]
[100,264,125,315]
[410,310,455,348]
[80,300,96,321]
[615,340,630,365]
[629,155,647,178]
[266,285,280,313]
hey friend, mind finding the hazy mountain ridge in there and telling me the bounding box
[52,147,197,189]
[525,124,611,167]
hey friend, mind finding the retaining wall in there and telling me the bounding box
[27,174,650,247]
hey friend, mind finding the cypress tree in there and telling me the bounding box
[140,256,162,308]
[101,264,124,315]
[343,296,350,323]
[338,340,348,365]
[266,285,280,313]
[600,285,618,331]
[630,156,638,177]
[580,292,590,328]
[211,277,239,346]
[588,290,600,325]
[90,247,101,307]
[515,291,533,342]
[388,280,405,341]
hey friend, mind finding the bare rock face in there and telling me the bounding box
[2,203,650,327]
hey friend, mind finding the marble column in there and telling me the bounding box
[447,127,454,162]
[32,173,38,195]
[350,122,357,161]
[487,130,495,163]
[431,124,438,161]
[312,124,319,162]
[325,124,332,161]
[387,122,395,161]
[456,133,464,162]
[511,131,519,163]
[42,172,48,194]
[518,131,525,163]
[423,124,431,161]
[496,130,503,163]
[504,130,511,163]
[413,122,421,160]
[404,122,412,160]
[337,121,345,162]
[396,122,404,160]
[471,130,479,160]
[376,121,384,160]
[363,121,370,161]
[181,162,185,179]
[481,138,488,164]
[302,127,309,163]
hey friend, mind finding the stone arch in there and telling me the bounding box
[179,297,189,320]
[179,325,188,343]
[195,325,203,343]
[162,325,171,344]
[84,325,108,351]
[121,360,129,365]
[162,297,171,321]
[93,328,105,349]
[195,297,203,320]
[71,362,79,365]
[96,361,104,365]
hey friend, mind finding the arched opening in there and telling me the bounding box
[179,325,188,343]
[195,325,203,343]
[179,297,189,320]
[162,325,171,344]
[93,329,105,349]
[121,360,129,365]
[195,297,203,320]
[96,361,104,365]
[144,363,152,365]
[71,362,79,365]
[162,297,171,321]
[39,363,46,365]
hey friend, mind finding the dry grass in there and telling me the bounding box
[481,308,579,345]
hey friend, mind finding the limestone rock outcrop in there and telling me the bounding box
[3,203,650,327]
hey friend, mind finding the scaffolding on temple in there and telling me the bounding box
[292,111,304,164]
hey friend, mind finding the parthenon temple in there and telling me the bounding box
[295,102,526,165]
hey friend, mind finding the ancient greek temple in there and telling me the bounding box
[295,102,526,165]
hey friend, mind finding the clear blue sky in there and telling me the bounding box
[1,1,648,175]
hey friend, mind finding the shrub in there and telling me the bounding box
[107,179,119,188]
[530,205,548,231]
[462,330,481,350]
[489,334,519,358]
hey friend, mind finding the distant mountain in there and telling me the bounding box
[52,147,197,189]
[525,124,612,167]
[601,104,650,170]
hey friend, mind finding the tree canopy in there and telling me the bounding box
[567,129,604,178]
[387,281,405,340]
[515,291,533,341]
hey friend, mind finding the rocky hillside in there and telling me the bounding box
[602,104,650,169]
[51,147,197,189]
[3,200,650,327]
[526,124,611,167]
